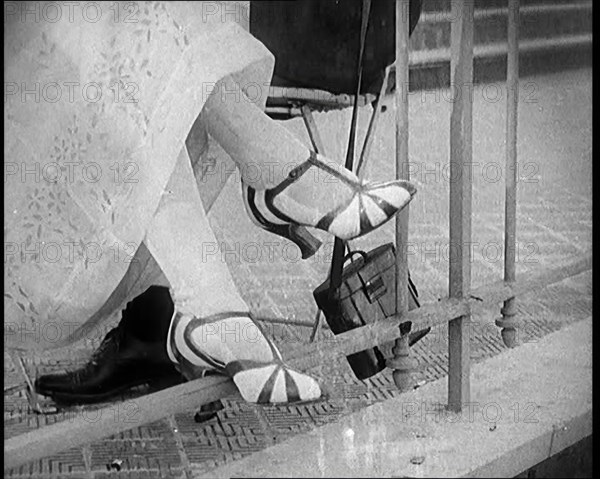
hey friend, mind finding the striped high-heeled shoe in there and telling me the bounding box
[244,151,416,243]
[167,311,322,404]
[243,186,322,259]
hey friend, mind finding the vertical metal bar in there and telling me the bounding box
[505,0,519,283]
[497,0,520,347]
[301,105,327,343]
[327,0,371,304]
[389,0,412,390]
[300,105,326,154]
[394,0,410,308]
[448,0,474,412]
[356,64,393,179]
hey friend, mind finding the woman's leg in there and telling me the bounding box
[146,148,247,319]
[201,75,415,240]
[144,148,321,404]
[202,77,312,189]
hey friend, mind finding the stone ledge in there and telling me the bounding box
[199,317,592,478]
[404,32,593,90]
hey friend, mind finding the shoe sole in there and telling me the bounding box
[36,374,184,405]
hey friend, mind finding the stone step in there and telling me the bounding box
[404,32,592,90]
[411,1,592,52]
[398,1,593,89]
[420,0,584,13]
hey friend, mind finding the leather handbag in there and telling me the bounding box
[313,243,425,380]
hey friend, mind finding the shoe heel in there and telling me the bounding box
[244,185,321,259]
[194,400,224,423]
[288,224,322,259]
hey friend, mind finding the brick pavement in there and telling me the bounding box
[4,68,592,478]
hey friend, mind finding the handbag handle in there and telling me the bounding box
[327,0,372,303]
[342,249,387,303]
[343,250,368,265]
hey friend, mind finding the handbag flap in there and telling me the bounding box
[339,244,395,299]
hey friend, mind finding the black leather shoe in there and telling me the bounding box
[34,286,224,422]
[34,324,184,404]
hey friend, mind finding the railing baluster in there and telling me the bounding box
[497,0,521,348]
[388,0,414,391]
[448,0,474,412]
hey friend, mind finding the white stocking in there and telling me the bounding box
[144,148,321,403]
